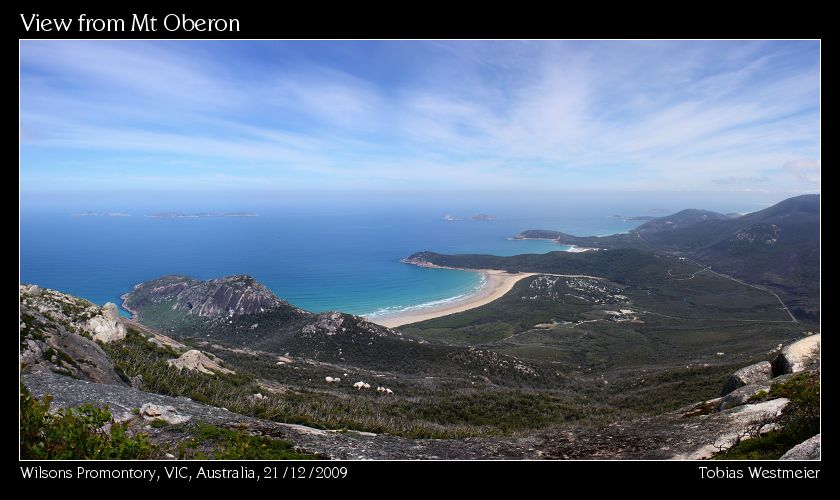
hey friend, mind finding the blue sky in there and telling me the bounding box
[20,40,820,198]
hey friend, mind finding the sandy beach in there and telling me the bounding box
[370,269,537,328]
[566,245,596,253]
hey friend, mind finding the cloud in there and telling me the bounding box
[712,176,770,185]
[19,40,820,193]
[783,158,821,183]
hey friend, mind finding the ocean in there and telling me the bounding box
[19,194,773,319]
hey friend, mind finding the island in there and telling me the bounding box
[145,212,258,218]
[442,213,497,221]
[71,211,131,217]
[609,214,657,221]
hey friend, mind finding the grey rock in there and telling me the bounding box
[773,334,820,375]
[540,397,791,460]
[301,312,345,336]
[721,361,773,395]
[780,434,820,460]
[719,382,771,410]
[167,349,235,375]
[129,375,144,389]
[125,275,287,318]
[86,302,126,343]
[53,326,126,384]
[669,398,790,460]
[140,403,191,425]
[20,303,126,386]
[20,339,45,366]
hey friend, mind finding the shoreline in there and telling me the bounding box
[509,236,595,253]
[120,291,139,320]
[565,245,595,253]
[368,268,537,328]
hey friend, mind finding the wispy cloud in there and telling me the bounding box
[783,158,821,183]
[712,176,770,185]
[20,40,820,194]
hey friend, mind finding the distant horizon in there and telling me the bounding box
[21,40,820,198]
[19,188,817,216]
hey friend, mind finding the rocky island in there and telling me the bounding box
[145,212,258,218]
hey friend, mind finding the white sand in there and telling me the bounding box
[566,245,596,253]
[370,269,537,328]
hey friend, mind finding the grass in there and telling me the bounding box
[177,422,318,460]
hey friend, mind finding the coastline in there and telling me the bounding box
[120,291,138,320]
[369,268,537,328]
[509,236,595,253]
[565,245,595,253]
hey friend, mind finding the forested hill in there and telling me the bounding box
[506,195,819,321]
[404,248,696,286]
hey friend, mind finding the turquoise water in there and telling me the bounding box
[21,195,756,318]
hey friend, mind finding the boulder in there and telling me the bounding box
[780,434,820,460]
[86,302,127,343]
[718,382,771,410]
[721,361,773,395]
[53,329,126,385]
[140,403,191,425]
[20,339,45,367]
[773,334,820,375]
[19,303,126,386]
[167,349,235,375]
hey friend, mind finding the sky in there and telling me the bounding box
[20,40,820,201]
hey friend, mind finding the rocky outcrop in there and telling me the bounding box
[86,302,126,343]
[721,361,773,395]
[123,275,288,319]
[140,403,191,425]
[773,334,820,375]
[167,350,235,375]
[20,287,126,385]
[669,398,790,460]
[718,381,772,410]
[301,312,345,336]
[780,434,820,460]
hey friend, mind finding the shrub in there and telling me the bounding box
[20,383,154,459]
[714,372,819,459]
[180,423,317,460]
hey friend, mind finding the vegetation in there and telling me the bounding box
[509,194,820,320]
[176,422,318,460]
[408,248,697,285]
[714,372,819,459]
[98,327,758,440]
[403,273,801,371]
[21,195,818,458]
[111,245,807,442]
[20,383,154,459]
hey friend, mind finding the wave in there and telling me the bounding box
[363,272,487,319]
